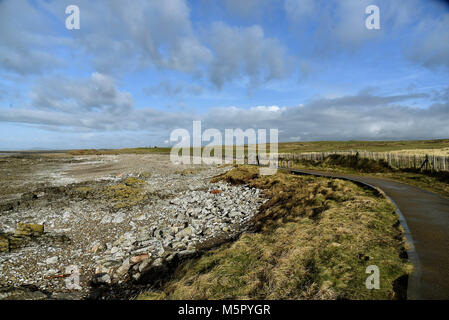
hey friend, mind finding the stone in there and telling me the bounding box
[152,258,163,268]
[178,249,196,259]
[112,213,125,224]
[138,258,152,273]
[95,265,111,274]
[130,254,149,264]
[132,273,141,281]
[45,256,59,264]
[110,247,120,254]
[176,227,191,239]
[115,259,131,278]
[92,273,111,285]
[90,241,103,253]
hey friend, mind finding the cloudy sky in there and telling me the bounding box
[0,0,449,150]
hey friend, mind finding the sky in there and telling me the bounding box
[0,0,448,150]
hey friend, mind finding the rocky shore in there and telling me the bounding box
[0,154,266,299]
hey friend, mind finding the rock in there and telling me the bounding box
[45,256,59,264]
[95,265,111,275]
[100,216,112,224]
[178,249,196,259]
[132,273,141,281]
[176,227,191,239]
[112,213,125,224]
[115,259,131,278]
[138,258,153,273]
[90,241,104,253]
[172,242,186,251]
[130,254,149,264]
[92,273,111,285]
[44,269,59,276]
[152,258,163,268]
[110,247,120,254]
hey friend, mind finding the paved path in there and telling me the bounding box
[289,168,449,300]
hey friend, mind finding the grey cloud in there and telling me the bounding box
[143,80,203,97]
[283,0,449,70]
[37,0,292,89]
[2,85,449,144]
[407,14,449,70]
[0,0,64,75]
[306,93,429,109]
[29,72,133,114]
[40,0,212,75]
[284,0,381,50]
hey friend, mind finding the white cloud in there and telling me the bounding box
[208,23,293,88]
[29,72,133,114]
[1,85,449,144]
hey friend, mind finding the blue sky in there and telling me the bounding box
[0,0,448,150]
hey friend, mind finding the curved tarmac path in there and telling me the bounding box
[288,168,449,300]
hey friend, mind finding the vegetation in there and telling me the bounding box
[103,177,147,209]
[67,147,171,155]
[291,154,449,198]
[66,139,449,159]
[276,139,449,154]
[139,166,412,300]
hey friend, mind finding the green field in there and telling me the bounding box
[64,139,449,156]
[276,139,449,153]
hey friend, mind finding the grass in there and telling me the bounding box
[276,139,449,153]
[103,177,147,209]
[67,147,171,155]
[291,155,449,198]
[66,139,449,158]
[138,165,412,300]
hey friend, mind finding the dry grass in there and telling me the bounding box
[292,155,449,198]
[138,166,411,300]
[67,147,171,155]
[276,139,449,154]
[389,148,449,156]
[103,177,147,209]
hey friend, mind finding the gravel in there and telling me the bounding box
[0,155,267,299]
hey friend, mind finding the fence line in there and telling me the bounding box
[274,150,449,172]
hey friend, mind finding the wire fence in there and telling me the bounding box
[275,151,449,172]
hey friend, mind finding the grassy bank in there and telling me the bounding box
[290,154,449,198]
[138,166,412,300]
